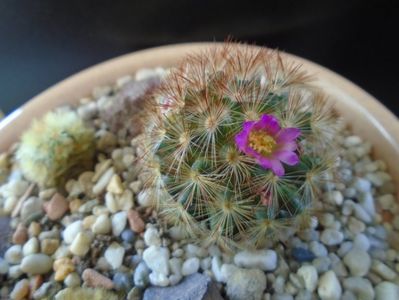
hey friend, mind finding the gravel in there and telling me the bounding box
[0,68,398,299]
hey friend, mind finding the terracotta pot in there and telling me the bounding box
[0,43,398,199]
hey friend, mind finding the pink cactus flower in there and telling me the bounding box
[235,114,301,176]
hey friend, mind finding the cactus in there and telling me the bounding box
[17,110,95,187]
[142,44,339,249]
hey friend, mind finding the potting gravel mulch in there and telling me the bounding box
[0,67,399,300]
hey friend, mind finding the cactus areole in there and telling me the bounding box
[143,44,338,249]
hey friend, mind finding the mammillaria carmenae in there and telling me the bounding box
[141,43,339,250]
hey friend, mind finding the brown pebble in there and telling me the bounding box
[29,275,43,297]
[127,209,145,233]
[28,222,41,237]
[43,193,69,220]
[381,210,394,223]
[82,268,114,289]
[12,224,28,245]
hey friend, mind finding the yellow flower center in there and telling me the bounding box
[248,130,277,156]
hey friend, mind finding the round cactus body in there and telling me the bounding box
[17,110,95,187]
[143,44,339,249]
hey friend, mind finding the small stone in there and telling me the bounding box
[129,180,142,194]
[317,271,342,300]
[337,242,353,257]
[38,228,59,240]
[41,238,60,255]
[107,174,124,194]
[320,229,344,246]
[82,268,114,289]
[91,214,112,234]
[144,226,161,247]
[309,241,328,257]
[319,213,335,228]
[343,277,374,300]
[143,245,170,275]
[28,222,41,237]
[54,258,75,281]
[43,193,69,220]
[234,249,277,271]
[353,233,370,251]
[5,245,23,264]
[149,272,170,286]
[21,253,52,274]
[143,273,223,300]
[375,281,399,300]
[137,188,155,207]
[201,257,212,270]
[291,247,315,262]
[112,211,127,236]
[353,204,372,223]
[69,199,82,213]
[69,232,92,256]
[20,197,43,222]
[312,257,331,274]
[0,258,9,274]
[371,260,397,280]
[113,272,132,291]
[168,226,187,240]
[297,265,318,292]
[92,167,114,195]
[32,281,61,299]
[127,209,145,233]
[378,194,396,210]
[134,262,150,287]
[182,257,200,276]
[64,272,81,288]
[343,248,371,276]
[63,221,83,244]
[10,278,29,300]
[8,265,23,279]
[344,135,362,147]
[223,264,267,300]
[104,242,125,269]
[12,224,28,245]
[324,191,343,206]
[29,274,43,295]
[121,229,135,243]
[359,192,375,216]
[211,256,224,282]
[348,217,366,234]
[353,178,371,193]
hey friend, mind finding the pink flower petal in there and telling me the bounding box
[254,114,281,135]
[257,157,272,169]
[277,128,301,142]
[274,151,299,165]
[270,159,285,176]
[279,141,297,152]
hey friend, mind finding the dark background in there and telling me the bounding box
[0,0,398,116]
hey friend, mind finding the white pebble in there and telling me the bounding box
[91,214,111,234]
[309,241,328,257]
[8,265,23,279]
[144,227,161,247]
[143,245,170,275]
[297,265,318,292]
[353,233,370,251]
[64,272,81,287]
[92,167,114,195]
[317,271,342,300]
[104,242,125,269]
[4,245,22,264]
[211,256,224,282]
[324,191,343,206]
[344,136,362,147]
[181,257,200,276]
[20,254,52,274]
[137,188,155,207]
[111,211,127,236]
[69,232,92,256]
[343,248,371,276]
[378,194,395,210]
[234,249,277,271]
[343,277,374,300]
[149,272,170,287]
[353,178,371,193]
[63,221,83,244]
[353,204,372,223]
[371,260,397,280]
[201,257,212,270]
[320,229,344,246]
[22,237,39,256]
[375,281,399,300]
